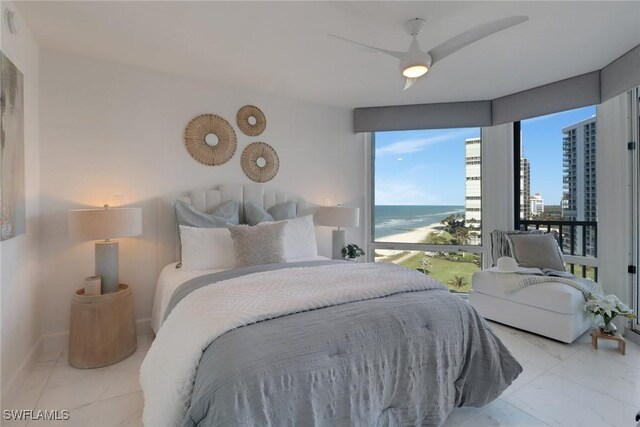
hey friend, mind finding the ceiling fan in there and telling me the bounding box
[330,15,529,91]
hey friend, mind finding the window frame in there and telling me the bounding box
[513,111,600,277]
[369,129,485,261]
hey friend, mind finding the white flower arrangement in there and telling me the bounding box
[584,294,636,334]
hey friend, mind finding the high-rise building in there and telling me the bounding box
[562,116,597,256]
[530,193,544,216]
[520,156,531,219]
[464,137,481,244]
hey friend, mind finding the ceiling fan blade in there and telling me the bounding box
[403,77,418,91]
[329,34,407,60]
[427,15,529,65]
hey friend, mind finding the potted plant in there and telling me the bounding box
[342,243,365,262]
[584,294,637,336]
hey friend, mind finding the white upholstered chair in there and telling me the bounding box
[469,230,592,343]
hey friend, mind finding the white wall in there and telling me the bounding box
[38,49,365,343]
[1,1,41,402]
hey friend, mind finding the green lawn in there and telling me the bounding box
[381,252,479,293]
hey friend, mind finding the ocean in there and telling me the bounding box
[375,205,465,240]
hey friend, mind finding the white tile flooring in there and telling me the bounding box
[5,323,640,427]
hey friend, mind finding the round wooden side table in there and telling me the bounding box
[69,284,137,368]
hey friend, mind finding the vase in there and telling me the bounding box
[599,321,617,336]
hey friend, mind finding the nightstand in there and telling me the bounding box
[69,284,137,368]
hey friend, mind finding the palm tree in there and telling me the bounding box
[424,231,449,245]
[454,227,469,245]
[448,275,468,290]
[418,255,432,274]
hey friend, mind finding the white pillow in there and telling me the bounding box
[179,226,235,270]
[282,215,318,261]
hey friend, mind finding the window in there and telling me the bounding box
[371,128,483,293]
[515,106,598,278]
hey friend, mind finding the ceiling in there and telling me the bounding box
[15,1,640,108]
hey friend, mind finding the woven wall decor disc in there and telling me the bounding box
[241,142,279,183]
[237,105,266,137]
[184,114,237,166]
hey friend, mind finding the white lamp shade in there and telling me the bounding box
[68,207,142,241]
[316,206,359,228]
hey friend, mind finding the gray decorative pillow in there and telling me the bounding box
[244,201,297,226]
[506,233,566,271]
[268,201,297,221]
[228,222,287,267]
[175,200,239,228]
[244,201,274,226]
[490,229,545,266]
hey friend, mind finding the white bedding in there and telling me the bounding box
[141,262,443,426]
[151,263,228,334]
[150,256,330,334]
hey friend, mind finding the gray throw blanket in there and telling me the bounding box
[491,272,603,299]
[162,262,523,427]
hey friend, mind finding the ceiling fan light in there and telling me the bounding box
[402,65,428,78]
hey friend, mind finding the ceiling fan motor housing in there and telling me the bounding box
[403,18,426,36]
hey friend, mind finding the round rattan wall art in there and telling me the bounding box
[236,105,266,137]
[184,114,237,166]
[241,142,279,183]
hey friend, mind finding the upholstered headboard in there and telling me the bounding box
[156,184,314,270]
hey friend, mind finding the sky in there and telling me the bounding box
[374,105,596,206]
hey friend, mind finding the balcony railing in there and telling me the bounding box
[519,219,598,281]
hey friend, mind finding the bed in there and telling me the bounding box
[141,184,522,427]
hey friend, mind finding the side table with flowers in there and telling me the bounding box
[585,294,637,355]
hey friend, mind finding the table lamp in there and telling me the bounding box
[316,206,360,259]
[68,205,142,294]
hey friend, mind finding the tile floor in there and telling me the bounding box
[5,323,640,427]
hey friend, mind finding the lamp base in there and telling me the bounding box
[332,229,346,260]
[95,241,119,294]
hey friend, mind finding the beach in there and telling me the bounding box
[377,223,443,244]
[375,222,445,262]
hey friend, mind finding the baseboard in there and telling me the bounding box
[40,317,152,362]
[135,317,151,336]
[40,331,68,362]
[625,327,640,345]
[1,336,42,411]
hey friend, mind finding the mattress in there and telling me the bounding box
[150,256,330,333]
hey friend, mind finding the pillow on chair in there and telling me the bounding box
[506,233,565,271]
[490,229,545,266]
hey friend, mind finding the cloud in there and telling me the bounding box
[375,129,476,156]
[375,182,436,205]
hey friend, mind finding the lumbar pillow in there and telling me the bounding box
[175,200,239,228]
[179,226,235,270]
[228,222,287,267]
[282,215,318,261]
[506,233,565,271]
[244,201,298,226]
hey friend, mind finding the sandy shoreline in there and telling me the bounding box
[377,223,444,245]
